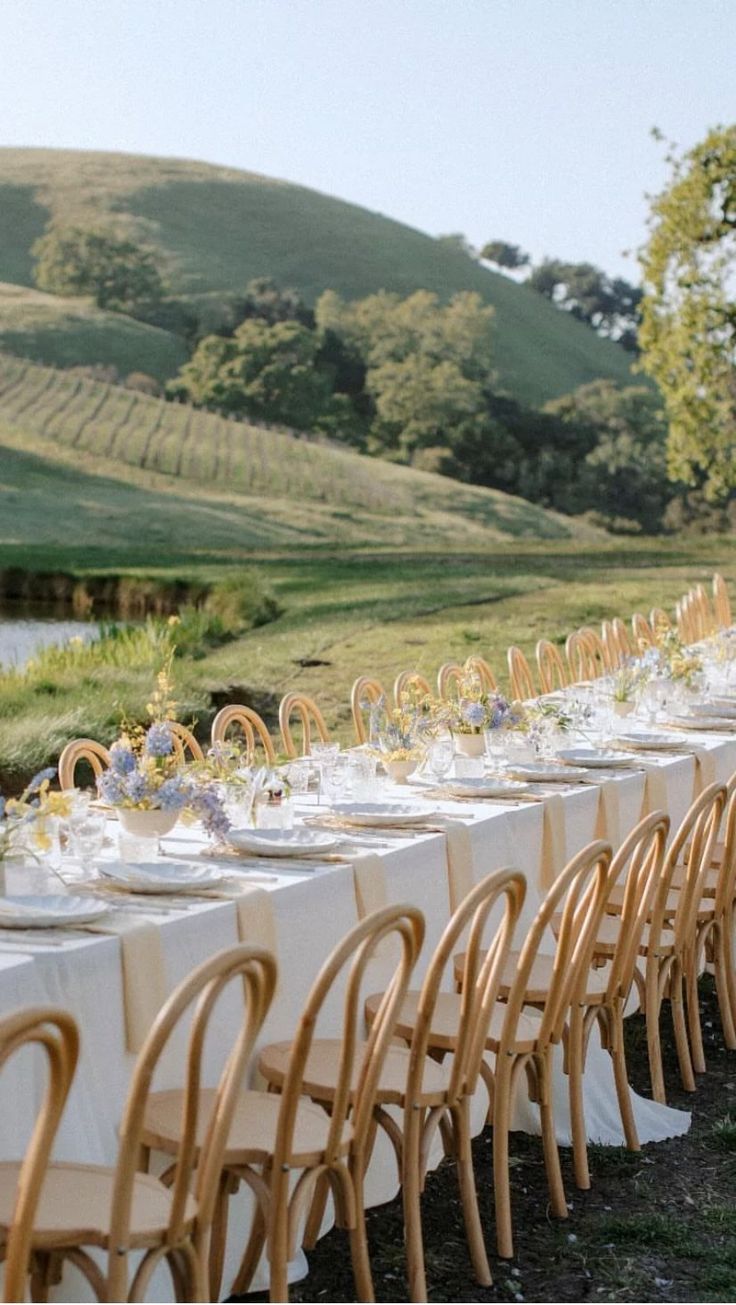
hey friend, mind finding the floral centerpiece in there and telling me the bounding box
[0,768,70,889]
[443,675,525,756]
[97,663,229,841]
[368,690,429,781]
[636,629,704,692]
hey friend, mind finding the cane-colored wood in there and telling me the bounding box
[601,621,622,671]
[0,946,277,1303]
[536,640,570,693]
[452,840,611,1259]
[713,572,732,628]
[211,705,277,764]
[631,612,656,650]
[565,630,598,682]
[506,646,536,701]
[437,656,497,701]
[261,870,525,1301]
[612,617,633,660]
[350,677,387,746]
[58,739,111,792]
[437,662,465,699]
[168,721,204,763]
[676,595,696,644]
[649,607,672,635]
[561,813,669,1189]
[141,905,424,1302]
[279,692,331,758]
[694,584,716,637]
[0,1008,79,1303]
[464,656,498,692]
[393,671,432,705]
[596,783,726,1104]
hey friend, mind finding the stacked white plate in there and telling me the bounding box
[0,895,108,928]
[614,733,687,752]
[437,777,533,799]
[329,802,437,827]
[666,715,736,732]
[100,861,225,893]
[227,829,339,857]
[505,761,589,783]
[556,748,634,770]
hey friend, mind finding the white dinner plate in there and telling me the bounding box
[505,762,589,783]
[614,733,688,752]
[667,715,736,733]
[684,701,736,720]
[0,895,108,928]
[556,748,634,770]
[329,802,437,827]
[100,861,225,892]
[227,828,340,857]
[439,778,533,799]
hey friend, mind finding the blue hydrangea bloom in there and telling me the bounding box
[27,766,57,795]
[156,776,191,811]
[109,742,137,776]
[145,722,174,757]
[98,771,126,805]
[124,772,150,804]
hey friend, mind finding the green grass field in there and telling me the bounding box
[0,148,636,405]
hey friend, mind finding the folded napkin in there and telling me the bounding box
[540,794,567,891]
[234,885,278,953]
[85,916,167,1055]
[639,761,669,818]
[352,854,389,917]
[443,821,475,911]
[595,779,621,847]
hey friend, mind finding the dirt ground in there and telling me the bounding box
[233,978,736,1304]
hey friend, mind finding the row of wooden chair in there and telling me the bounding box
[6,766,736,1302]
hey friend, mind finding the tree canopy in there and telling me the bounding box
[33,226,164,310]
[638,124,736,499]
[480,240,530,270]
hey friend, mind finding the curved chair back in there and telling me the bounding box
[565,630,599,683]
[437,662,464,699]
[713,572,732,629]
[350,677,387,745]
[393,671,432,705]
[649,607,672,636]
[601,621,622,671]
[169,721,205,763]
[579,627,607,676]
[631,612,656,650]
[211,704,277,765]
[109,945,277,1297]
[271,904,423,1201]
[506,646,536,701]
[1,1008,79,1304]
[604,812,670,1005]
[694,584,715,637]
[408,869,525,1107]
[58,738,111,791]
[611,618,633,660]
[499,840,611,1053]
[664,783,727,952]
[279,692,330,758]
[463,655,498,693]
[535,640,570,693]
[713,782,736,922]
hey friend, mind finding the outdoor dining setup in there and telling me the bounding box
[0,572,734,1303]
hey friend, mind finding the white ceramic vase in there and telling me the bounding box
[384,758,417,784]
[117,808,179,838]
[453,732,486,758]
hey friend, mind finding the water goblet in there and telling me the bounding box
[67,810,107,874]
[426,735,454,782]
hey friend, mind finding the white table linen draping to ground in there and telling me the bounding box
[0,730,734,1300]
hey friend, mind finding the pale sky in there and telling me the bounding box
[1,0,733,278]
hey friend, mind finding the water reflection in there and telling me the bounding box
[0,613,99,667]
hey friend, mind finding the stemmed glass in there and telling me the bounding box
[425,735,454,783]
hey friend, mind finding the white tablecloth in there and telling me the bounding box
[2,730,734,1299]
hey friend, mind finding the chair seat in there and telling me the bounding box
[258,1039,451,1108]
[594,913,675,957]
[366,989,543,1055]
[454,949,611,1005]
[142,1088,352,1168]
[606,882,715,922]
[0,1161,195,1250]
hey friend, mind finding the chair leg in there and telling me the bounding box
[303,1171,330,1250]
[538,1054,567,1221]
[644,962,666,1104]
[715,922,736,1049]
[684,946,706,1075]
[348,1172,375,1304]
[453,1100,492,1287]
[208,1171,232,1302]
[402,1103,428,1303]
[492,1054,515,1259]
[566,1006,590,1190]
[232,1196,267,1297]
[610,1005,639,1151]
[670,962,696,1092]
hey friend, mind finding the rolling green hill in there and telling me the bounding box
[0,352,600,566]
[0,148,635,406]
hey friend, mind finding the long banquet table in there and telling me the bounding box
[2,727,736,1300]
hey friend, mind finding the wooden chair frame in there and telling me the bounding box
[631,612,655,650]
[58,739,111,792]
[169,721,205,763]
[350,677,386,746]
[601,621,622,672]
[211,705,276,765]
[506,646,536,702]
[463,656,498,693]
[611,617,633,660]
[536,640,570,694]
[565,630,599,683]
[393,672,432,706]
[0,1008,79,1304]
[6,946,277,1304]
[713,572,732,629]
[279,692,331,758]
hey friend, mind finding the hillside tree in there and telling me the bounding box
[480,240,530,270]
[638,124,736,498]
[33,227,164,310]
[528,258,642,349]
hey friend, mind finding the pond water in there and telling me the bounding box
[0,614,100,668]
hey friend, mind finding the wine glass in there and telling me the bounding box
[426,735,454,782]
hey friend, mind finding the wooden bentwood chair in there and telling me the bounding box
[393,671,432,705]
[140,905,424,1302]
[453,840,612,1259]
[279,692,331,758]
[57,739,111,791]
[506,646,536,701]
[0,945,277,1304]
[260,869,525,1302]
[169,721,205,763]
[0,1008,80,1304]
[211,704,277,765]
[713,572,732,628]
[350,676,387,745]
[535,639,570,693]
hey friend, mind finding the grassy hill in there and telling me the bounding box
[0,148,635,407]
[0,352,600,568]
